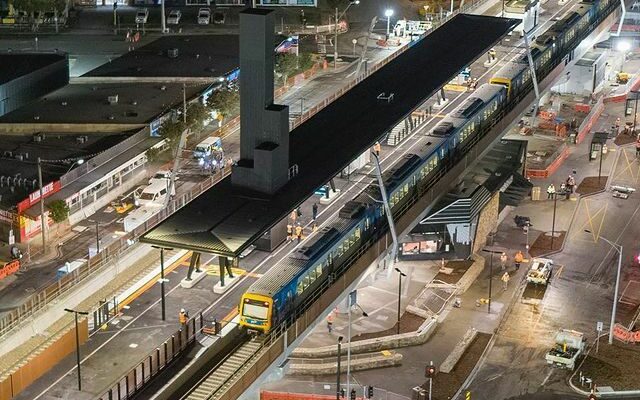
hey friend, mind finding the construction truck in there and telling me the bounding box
[545,329,585,370]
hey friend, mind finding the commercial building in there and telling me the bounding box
[0,52,69,117]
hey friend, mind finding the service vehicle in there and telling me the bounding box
[135,8,149,24]
[137,180,174,207]
[526,257,553,285]
[0,244,21,282]
[197,8,210,25]
[57,259,87,279]
[545,329,585,370]
[167,9,181,25]
[193,136,222,159]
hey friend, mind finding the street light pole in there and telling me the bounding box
[336,336,343,399]
[633,90,639,137]
[551,192,558,250]
[64,308,89,391]
[161,0,166,34]
[385,9,394,38]
[598,144,604,185]
[395,268,406,335]
[334,7,339,70]
[95,220,100,254]
[585,230,622,344]
[37,157,46,253]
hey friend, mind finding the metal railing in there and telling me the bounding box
[98,313,204,400]
[0,167,229,343]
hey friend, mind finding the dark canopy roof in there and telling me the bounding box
[141,14,520,256]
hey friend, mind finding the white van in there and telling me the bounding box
[137,180,174,207]
[193,136,222,159]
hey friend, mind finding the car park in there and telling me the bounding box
[526,257,553,285]
[198,8,210,25]
[167,9,181,25]
[135,8,149,24]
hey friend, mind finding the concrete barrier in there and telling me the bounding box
[288,352,403,376]
[290,317,437,359]
[439,328,477,373]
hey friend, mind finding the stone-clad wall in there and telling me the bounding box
[472,193,499,254]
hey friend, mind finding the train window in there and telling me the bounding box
[355,227,361,240]
[365,217,371,230]
[297,281,303,295]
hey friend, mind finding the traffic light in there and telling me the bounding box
[367,386,374,398]
[425,364,436,378]
[350,389,356,400]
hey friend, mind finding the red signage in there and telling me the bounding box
[17,180,62,213]
[0,260,20,281]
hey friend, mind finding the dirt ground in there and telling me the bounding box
[435,260,475,284]
[529,231,566,257]
[573,336,640,391]
[351,313,425,342]
[421,333,492,400]
[614,132,636,146]
[576,176,608,195]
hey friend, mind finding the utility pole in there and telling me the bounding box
[161,0,166,34]
[37,157,46,253]
[334,7,339,70]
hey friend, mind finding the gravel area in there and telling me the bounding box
[421,332,492,400]
[435,260,474,284]
[576,176,608,195]
[529,231,566,257]
[573,336,640,391]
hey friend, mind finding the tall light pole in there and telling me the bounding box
[334,0,360,70]
[385,9,394,38]
[585,229,622,344]
[346,292,368,395]
[395,267,406,335]
[336,335,343,400]
[161,0,166,34]
[152,246,173,321]
[64,308,89,391]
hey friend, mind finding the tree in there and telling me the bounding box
[48,199,69,223]
[186,102,208,129]
[298,53,315,72]
[158,119,186,145]
[206,89,239,122]
[275,53,299,85]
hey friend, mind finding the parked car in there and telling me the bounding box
[135,8,149,24]
[167,9,181,25]
[213,11,225,24]
[197,8,210,25]
[526,257,553,285]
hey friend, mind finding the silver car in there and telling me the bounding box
[197,8,210,25]
[167,9,181,25]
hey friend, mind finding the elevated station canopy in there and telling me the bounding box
[141,14,520,257]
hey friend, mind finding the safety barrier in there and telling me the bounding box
[576,98,604,144]
[0,317,88,400]
[97,313,203,400]
[525,146,570,179]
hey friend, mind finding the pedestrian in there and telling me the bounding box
[514,250,524,271]
[312,203,318,221]
[295,224,303,243]
[635,137,640,157]
[500,252,508,271]
[290,209,297,224]
[179,308,188,325]
[312,222,318,232]
[286,223,293,242]
[327,312,334,333]
[373,141,381,157]
[501,272,510,291]
[546,183,556,199]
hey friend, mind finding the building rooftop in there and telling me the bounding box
[83,35,241,79]
[0,82,209,125]
[140,14,519,257]
[0,52,68,85]
[0,133,131,208]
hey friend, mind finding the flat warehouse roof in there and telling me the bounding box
[141,14,519,257]
[0,53,67,84]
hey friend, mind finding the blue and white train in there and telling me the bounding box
[239,0,617,333]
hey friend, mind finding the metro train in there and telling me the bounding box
[238,0,618,334]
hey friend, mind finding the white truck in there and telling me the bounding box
[545,329,585,370]
[123,206,161,233]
